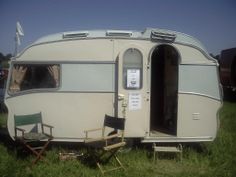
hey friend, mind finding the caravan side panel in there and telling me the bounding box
[6,93,114,141]
[178,94,220,138]
[178,64,221,139]
[19,39,114,61]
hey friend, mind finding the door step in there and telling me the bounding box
[153,143,183,162]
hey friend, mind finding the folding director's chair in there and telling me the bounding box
[84,114,126,174]
[14,112,53,165]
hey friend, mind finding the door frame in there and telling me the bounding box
[149,44,181,136]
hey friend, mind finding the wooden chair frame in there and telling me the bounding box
[84,114,126,174]
[14,112,53,165]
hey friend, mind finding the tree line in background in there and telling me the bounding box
[0,52,10,113]
[0,52,12,68]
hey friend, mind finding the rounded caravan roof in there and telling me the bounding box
[30,28,208,54]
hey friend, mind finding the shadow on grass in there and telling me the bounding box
[0,128,15,149]
[223,88,236,102]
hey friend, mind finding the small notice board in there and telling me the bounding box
[127,69,140,89]
[129,92,142,110]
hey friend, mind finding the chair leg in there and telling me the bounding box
[96,162,105,175]
[32,139,51,164]
[23,143,40,157]
[21,139,51,165]
[100,151,125,174]
[103,149,117,164]
[114,155,125,170]
[85,147,125,174]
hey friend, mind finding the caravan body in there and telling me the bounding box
[5,28,222,143]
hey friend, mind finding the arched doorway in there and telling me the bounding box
[150,44,179,136]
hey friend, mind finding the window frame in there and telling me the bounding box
[179,64,221,100]
[8,62,61,95]
[60,63,115,92]
[122,48,143,90]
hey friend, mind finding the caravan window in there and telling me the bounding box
[123,48,143,89]
[9,64,60,94]
[61,64,115,92]
[179,65,220,99]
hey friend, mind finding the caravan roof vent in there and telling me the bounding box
[63,31,89,39]
[151,31,176,42]
[106,30,132,37]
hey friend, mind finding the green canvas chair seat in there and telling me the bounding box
[14,112,53,165]
[23,132,50,140]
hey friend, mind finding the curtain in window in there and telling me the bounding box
[10,66,27,93]
[48,65,59,87]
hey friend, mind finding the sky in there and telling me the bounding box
[0,0,235,56]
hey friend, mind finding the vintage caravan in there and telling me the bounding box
[5,28,222,143]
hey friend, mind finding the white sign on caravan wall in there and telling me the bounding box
[127,69,140,88]
[129,92,142,110]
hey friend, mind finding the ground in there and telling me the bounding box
[0,102,235,177]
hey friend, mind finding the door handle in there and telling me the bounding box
[118,94,125,101]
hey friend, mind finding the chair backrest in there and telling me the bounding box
[14,112,42,127]
[104,114,125,130]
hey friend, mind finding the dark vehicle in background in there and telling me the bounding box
[218,48,236,98]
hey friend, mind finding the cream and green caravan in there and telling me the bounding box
[5,28,222,143]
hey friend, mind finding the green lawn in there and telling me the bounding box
[0,113,7,128]
[0,102,236,177]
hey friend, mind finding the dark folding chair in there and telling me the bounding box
[84,114,126,174]
[14,112,53,165]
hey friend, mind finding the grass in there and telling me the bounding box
[0,113,7,128]
[0,102,236,177]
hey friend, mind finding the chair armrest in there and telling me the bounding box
[84,128,103,133]
[42,123,54,128]
[15,127,25,138]
[84,137,105,143]
[84,133,123,144]
[84,128,103,139]
[42,123,53,137]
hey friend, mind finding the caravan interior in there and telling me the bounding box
[150,45,179,136]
